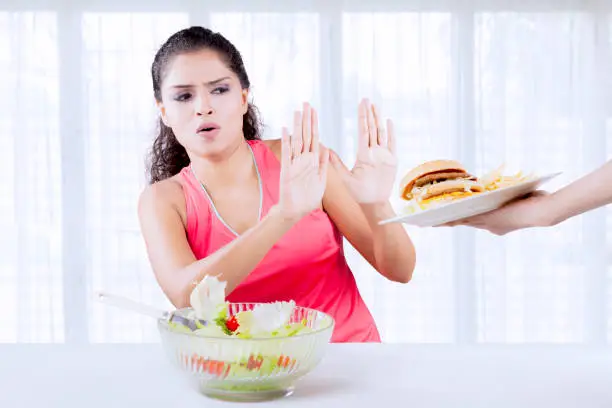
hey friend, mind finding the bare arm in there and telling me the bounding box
[448,160,612,235]
[324,154,416,283]
[322,99,416,283]
[138,182,297,308]
[139,103,327,308]
[544,160,612,226]
[264,138,416,283]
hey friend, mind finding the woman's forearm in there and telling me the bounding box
[359,201,416,283]
[543,160,612,226]
[174,205,298,307]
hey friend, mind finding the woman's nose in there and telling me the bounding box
[194,94,214,116]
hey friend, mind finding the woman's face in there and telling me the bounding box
[158,49,249,159]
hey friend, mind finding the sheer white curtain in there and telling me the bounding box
[1,0,611,345]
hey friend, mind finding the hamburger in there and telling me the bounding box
[400,160,485,211]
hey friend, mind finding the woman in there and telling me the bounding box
[138,26,416,343]
[445,160,612,235]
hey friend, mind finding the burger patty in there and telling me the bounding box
[414,171,476,188]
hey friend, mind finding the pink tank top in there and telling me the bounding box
[179,140,381,343]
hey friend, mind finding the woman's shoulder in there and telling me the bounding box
[138,174,187,226]
[141,174,184,199]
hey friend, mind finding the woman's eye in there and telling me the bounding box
[174,93,191,102]
[212,86,229,95]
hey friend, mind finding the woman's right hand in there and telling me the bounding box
[276,102,329,221]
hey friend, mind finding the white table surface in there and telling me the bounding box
[1,343,612,407]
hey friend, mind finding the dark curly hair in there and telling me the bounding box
[147,26,262,184]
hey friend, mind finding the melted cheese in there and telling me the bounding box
[420,191,474,205]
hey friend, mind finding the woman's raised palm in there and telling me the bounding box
[277,103,329,220]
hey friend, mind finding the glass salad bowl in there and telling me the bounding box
[157,302,335,402]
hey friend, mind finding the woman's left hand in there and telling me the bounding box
[330,98,397,204]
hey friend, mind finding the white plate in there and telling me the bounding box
[379,172,561,227]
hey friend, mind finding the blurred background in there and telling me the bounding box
[1,0,612,345]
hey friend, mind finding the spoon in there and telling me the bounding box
[94,291,208,331]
